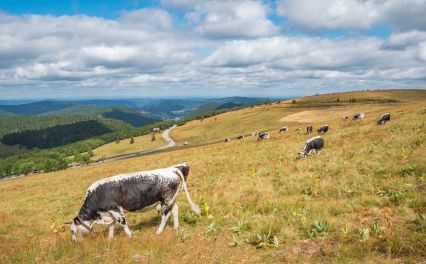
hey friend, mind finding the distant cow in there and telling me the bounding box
[257,132,269,141]
[183,141,189,146]
[317,125,329,134]
[377,113,390,125]
[279,127,288,133]
[342,116,349,121]
[306,125,313,134]
[237,135,245,140]
[352,113,365,120]
[65,163,200,241]
[299,136,324,158]
[225,138,231,143]
[251,132,258,137]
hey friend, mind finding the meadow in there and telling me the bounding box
[0,90,425,263]
[90,133,165,161]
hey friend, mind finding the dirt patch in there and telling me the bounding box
[278,237,336,262]
[279,105,391,123]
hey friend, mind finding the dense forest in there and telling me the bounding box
[1,120,113,149]
[0,115,96,138]
[102,108,159,127]
[0,120,174,178]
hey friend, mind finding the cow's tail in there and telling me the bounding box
[175,169,201,215]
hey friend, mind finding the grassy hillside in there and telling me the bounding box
[170,89,426,145]
[0,90,425,263]
[90,133,166,161]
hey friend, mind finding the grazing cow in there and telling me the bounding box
[342,116,349,121]
[65,163,200,241]
[225,138,231,142]
[298,136,324,158]
[257,132,269,141]
[306,125,313,134]
[377,113,390,125]
[251,132,258,137]
[317,125,329,134]
[352,113,365,120]
[237,135,245,140]
[279,127,288,133]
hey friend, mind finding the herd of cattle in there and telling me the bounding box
[66,112,391,241]
[225,112,391,158]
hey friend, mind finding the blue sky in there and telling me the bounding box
[0,0,425,99]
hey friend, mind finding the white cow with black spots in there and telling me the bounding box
[65,163,200,241]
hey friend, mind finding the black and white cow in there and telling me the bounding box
[257,132,269,141]
[237,135,245,140]
[65,163,200,241]
[306,125,313,134]
[279,127,288,133]
[225,138,231,142]
[317,125,329,134]
[377,113,390,125]
[298,136,324,158]
[352,113,365,120]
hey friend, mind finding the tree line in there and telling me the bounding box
[0,120,174,178]
[1,120,113,149]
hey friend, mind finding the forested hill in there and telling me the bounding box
[0,101,73,115]
[0,115,96,138]
[102,108,160,127]
[1,120,113,149]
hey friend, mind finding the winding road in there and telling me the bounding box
[90,124,177,165]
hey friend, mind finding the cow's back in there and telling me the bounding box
[83,170,180,214]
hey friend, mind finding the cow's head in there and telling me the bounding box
[174,162,190,180]
[65,216,92,242]
[298,151,307,159]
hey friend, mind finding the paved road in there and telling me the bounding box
[89,124,177,165]
[157,124,176,149]
[1,125,178,181]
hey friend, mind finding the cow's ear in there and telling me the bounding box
[73,217,81,225]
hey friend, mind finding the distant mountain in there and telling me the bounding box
[190,97,267,115]
[0,101,74,115]
[139,97,268,119]
[0,97,276,120]
[0,109,13,116]
[78,99,139,108]
[42,104,110,116]
[102,108,159,127]
[191,102,243,115]
[138,99,205,119]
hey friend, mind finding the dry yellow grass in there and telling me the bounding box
[171,89,426,145]
[90,133,166,161]
[0,90,425,263]
[278,105,391,123]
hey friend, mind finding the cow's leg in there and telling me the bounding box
[172,203,179,231]
[156,203,173,235]
[109,210,132,238]
[108,222,115,240]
